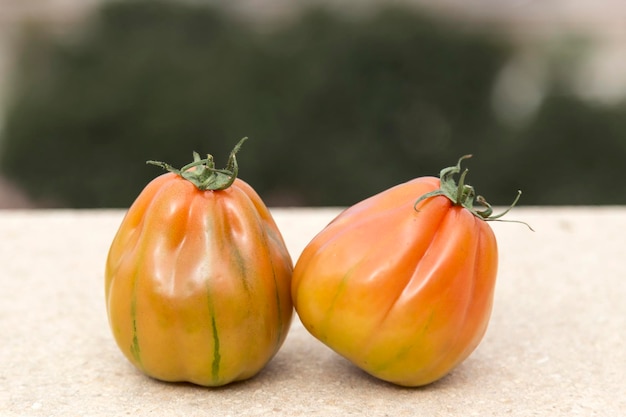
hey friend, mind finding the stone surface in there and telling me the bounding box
[0,207,624,416]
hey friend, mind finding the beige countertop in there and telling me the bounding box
[0,207,624,416]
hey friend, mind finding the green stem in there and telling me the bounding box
[147,137,248,191]
[414,155,533,230]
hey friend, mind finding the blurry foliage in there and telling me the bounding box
[0,0,624,207]
[503,93,626,205]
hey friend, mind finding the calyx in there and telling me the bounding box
[147,137,247,191]
[414,154,530,228]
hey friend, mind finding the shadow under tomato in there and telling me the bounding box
[321,353,483,391]
[134,351,294,391]
[130,367,268,392]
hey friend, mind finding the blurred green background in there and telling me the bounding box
[0,0,624,208]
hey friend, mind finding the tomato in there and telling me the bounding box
[292,156,523,387]
[105,138,293,387]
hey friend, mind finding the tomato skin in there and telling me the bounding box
[292,176,498,387]
[105,173,293,386]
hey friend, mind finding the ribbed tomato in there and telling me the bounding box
[292,156,523,387]
[105,138,293,386]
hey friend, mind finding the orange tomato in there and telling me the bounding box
[292,156,522,387]
[105,138,293,386]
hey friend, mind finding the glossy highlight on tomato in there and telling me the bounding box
[105,138,293,386]
[292,156,522,387]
